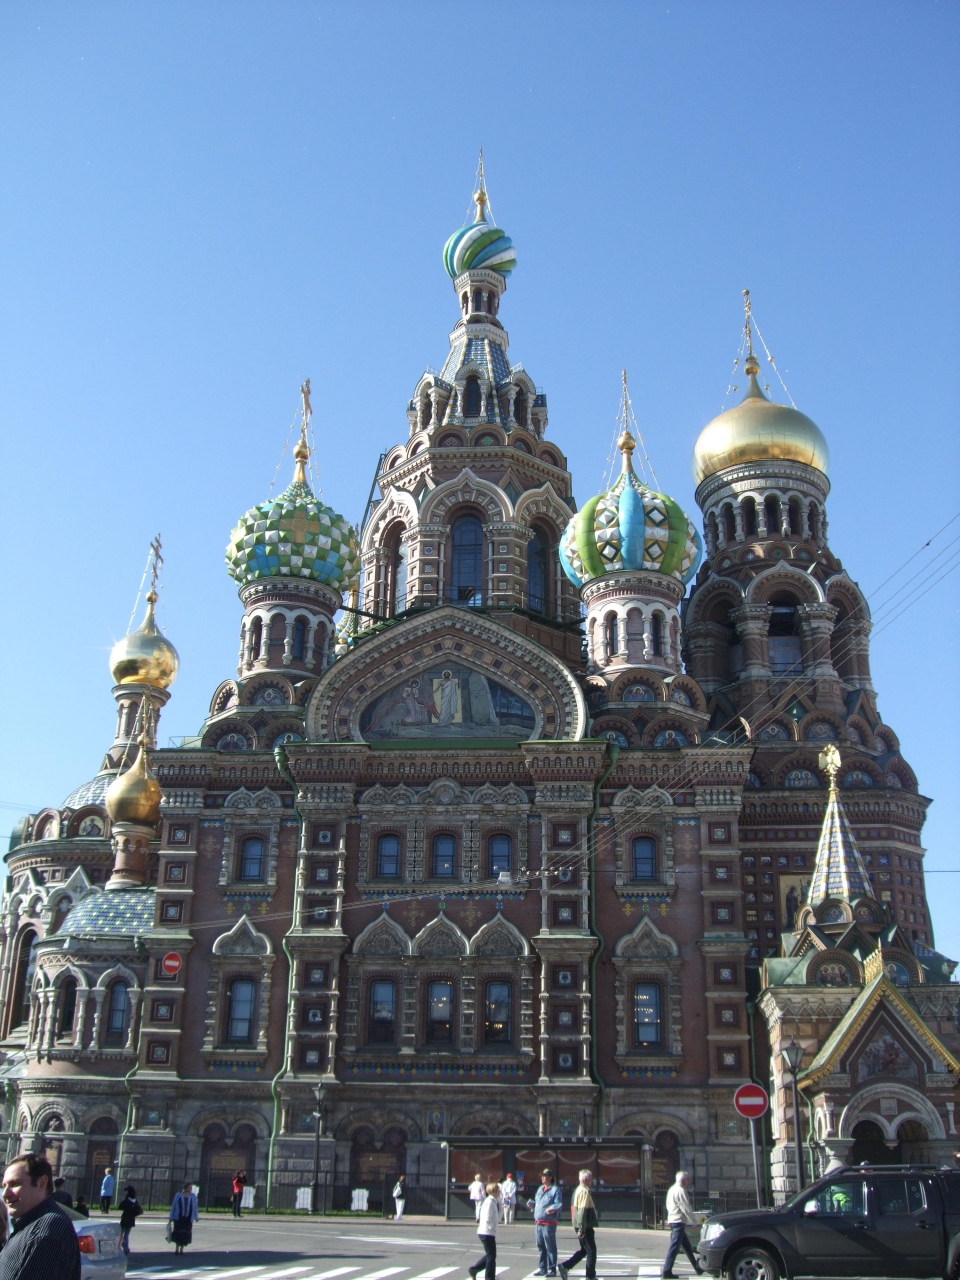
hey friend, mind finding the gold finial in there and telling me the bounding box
[819,742,842,789]
[473,146,488,223]
[742,289,760,376]
[293,378,312,484]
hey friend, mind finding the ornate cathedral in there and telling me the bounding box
[3,174,958,1209]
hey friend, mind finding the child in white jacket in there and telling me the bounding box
[468,1183,502,1280]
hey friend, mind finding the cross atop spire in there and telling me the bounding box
[293,378,313,486]
[473,146,489,223]
[742,288,759,376]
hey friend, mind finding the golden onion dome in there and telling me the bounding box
[692,356,829,486]
[104,742,162,826]
[110,591,179,689]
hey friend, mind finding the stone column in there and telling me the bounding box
[797,603,838,679]
[732,605,772,678]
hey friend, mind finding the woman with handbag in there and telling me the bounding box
[168,1182,199,1254]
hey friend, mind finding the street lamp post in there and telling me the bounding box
[312,1086,326,1214]
[440,1141,450,1220]
[782,1041,806,1193]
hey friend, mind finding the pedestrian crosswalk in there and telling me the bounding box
[128,1263,696,1280]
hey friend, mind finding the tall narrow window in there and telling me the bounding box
[226,979,256,1043]
[651,613,663,657]
[808,503,821,541]
[514,390,527,427]
[377,834,401,878]
[10,930,38,1031]
[392,539,408,615]
[450,515,484,605]
[604,614,619,659]
[632,837,657,880]
[422,397,433,427]
[788,497,803,536]
[432,834,456,878]
[106,982,129,1042]
[768,594,802,676]
[742,497,758,537]
[485,981,512,1044]
[722,505,736,543]
[764,495,782,537]
[426,981,454,1043]
[239,837,264,882]
[250,617,263,661]
[472,290,483,313]
[634,983,661,1045]
[59,980,78,1036]
[369,980,396,1043]
[488,834,512,876]
[464,376,482,417]
[527,531,547,614]
[292,618,307,661]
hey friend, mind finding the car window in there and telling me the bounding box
[808,1179,867,1216]
[941,1176,960,1213]
[876,1178,927,1215]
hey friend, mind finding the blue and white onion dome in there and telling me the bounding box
[443,188,516,279]
[560,432,702,587]
[226,434,361,591]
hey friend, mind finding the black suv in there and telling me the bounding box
[697,1165,960,1280]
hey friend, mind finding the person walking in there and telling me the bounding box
[231,1171,247,1218]
[468,1172,485,1221]
[0,1153,81,1280]
[558,1170,598,1280]
[467,1181,501,1280]
[392,1174,406,1222]
[500,1172,517,1224]
[99,1166,115,1214]
[168,1181,199,1255]
[661,1171,703,1278]
[117,1185,142,1257]
[525,1168,562,1276]
[52,1177,73,1208]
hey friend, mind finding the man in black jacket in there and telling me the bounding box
[0,1153,81,1280]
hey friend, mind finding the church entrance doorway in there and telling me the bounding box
[85,1117,119,1204]
[200,1123,257,1210]
[850,1119,898,1165]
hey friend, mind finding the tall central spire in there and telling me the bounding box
[807,744,874,910]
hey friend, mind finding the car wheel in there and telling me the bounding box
[726,1246,781,1280]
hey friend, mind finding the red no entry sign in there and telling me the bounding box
[161,952,182,978]
[734,1083,769,1120]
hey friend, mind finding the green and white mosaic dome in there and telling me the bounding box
[226,478,360,591]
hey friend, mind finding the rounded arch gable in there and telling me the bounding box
[418,470,510,525]
[361,488,420,556]
[838,1083,945,1141]
[745,563,826,606]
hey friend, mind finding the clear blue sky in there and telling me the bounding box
[2,3,957,945]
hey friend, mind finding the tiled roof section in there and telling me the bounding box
[59,888,156,938]
[62,773,116,809]
[808,783,873,907]
[437,338,511,426]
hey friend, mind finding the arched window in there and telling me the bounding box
[105,982,129,1043]
[461,292,469,314]
[450,515,484,606]
[632,837,657,880]
[239,837,264,882]
[432,834,456,879]
[422,396,433,427]
[292,618,307,661]
[514,390,527,427]
[392,538,408,615]
[488,834,512,876]
[788,497,803,536]
[249,617,263,661]
[485,981,512,1044]
[742,497,758,537]
[604,614,619,659]
[369,980,396,1043]
[764,495,782,536]
[59,980,78,1036]
[10,929,38,1031]
[651,613,664,657]
[721,504,736,544]
[377,834,401,879]
[426,981,454,1043]
[768,592,803,676]
[226,979,256,1043]
[527,530,548,613]
[634,984,661,1045]
[808,502,821,541]
[464,376,482,417]
[472,289,483,313]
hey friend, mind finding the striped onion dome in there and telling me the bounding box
[443,190,516,279]
[560,432,702,588]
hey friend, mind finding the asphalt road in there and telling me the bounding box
[122,1213,688,1280]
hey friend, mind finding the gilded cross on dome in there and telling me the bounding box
[819,742,842,787]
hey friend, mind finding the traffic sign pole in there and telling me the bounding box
[749,1118,762,1208]
[733,1083,769,1209]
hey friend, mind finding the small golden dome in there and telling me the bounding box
[104,743,162,826]
[110,592,179,689]
[692,372,829,486]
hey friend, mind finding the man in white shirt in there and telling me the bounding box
[661,1171,703,1278]
[468,1173,486,1221]
[500,1173,517,1224]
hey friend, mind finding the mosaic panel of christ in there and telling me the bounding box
[358,663,537,740]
